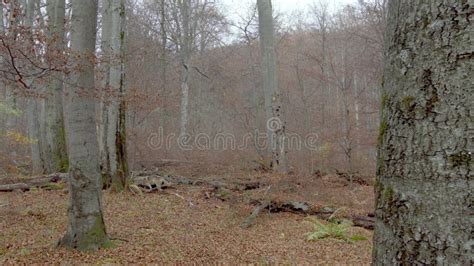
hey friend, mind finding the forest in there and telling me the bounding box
[0,0,471,264]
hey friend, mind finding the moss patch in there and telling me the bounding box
[448,151,471,168]
[77,215,109,251]
[381,92,388,113]
[378,117,388,146]
[401,96,415,112]
[382,186,395,202]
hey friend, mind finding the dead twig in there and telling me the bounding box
[172,192,195,207]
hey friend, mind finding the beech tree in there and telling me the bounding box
[374,0,472,264]
[257,0,288,173]
[25,0,44,174]
[59,0,109,250]
[43,0,68,173]
[99,0,128,190]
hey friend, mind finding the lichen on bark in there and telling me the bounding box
[374,0,473,264]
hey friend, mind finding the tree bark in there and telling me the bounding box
[257,0,288,173]
[59,0,109,251]
[43,0,68,173]
[179,0,190,137]
[99,0,112,182]
[99,0,128,191]
[106,0,128,190]
[25,0,45,174]
[374,0,473,264]
[4,1,19,133]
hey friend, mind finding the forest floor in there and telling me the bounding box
[0,166,374,264]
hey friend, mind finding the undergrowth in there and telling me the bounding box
[305,217,367,243]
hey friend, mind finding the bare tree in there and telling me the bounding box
[99,0,128,191]
[257,0,288,173]
[59,0,109,250]
[43,0,68,173]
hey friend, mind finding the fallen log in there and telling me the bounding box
[351,215,375,230]
[0,173,68,192]
[132,171,265,193]
[133,170,375,230]
[0,183,29,192]
[245,199,375,230]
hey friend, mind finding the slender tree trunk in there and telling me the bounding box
[257,0,288,173]
[43,0,68,173]
[159,0,168,135]
[373,0,472,264]
[4,0,19,132]
[25,0,45,174]
[0,1,4,134]
[179,0,190,137]
[59,0,109,250]
[99,0,112,181]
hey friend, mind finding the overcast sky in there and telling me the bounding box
[221,0,358,18]
[219,0,358,42]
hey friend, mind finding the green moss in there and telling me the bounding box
[350,235,368,241]
[401,96,415,111]
[378,116,388,146]
[77,215,109,251]
[216,188,232,201]
[383,186,395,202]
[56,124,69,172]
[448,151,471,168]
[381,92,388,113]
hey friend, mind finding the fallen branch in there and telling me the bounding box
[240,201,270,229]
[171,192,195,207]
[0,183,30,192]
[0,173,68,192]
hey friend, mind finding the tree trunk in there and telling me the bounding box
[179,0,190,137]
[4,1,19,132]
[43,0,68,173]
[59,0,109,251]
[99,0,128,190]
[257,0,288,173]
[374,0,472,264]
[99,0,112,181]
[25,0,44,174]
[159,0,168,135]
[104,0,128,191]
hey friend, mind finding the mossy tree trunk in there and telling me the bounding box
[60,0,109,251]
[374,0,472,264]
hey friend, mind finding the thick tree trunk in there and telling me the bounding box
[60,0,109,251]
[43,0,68,173]
[374,0,472,264]
[257,0,288,173]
